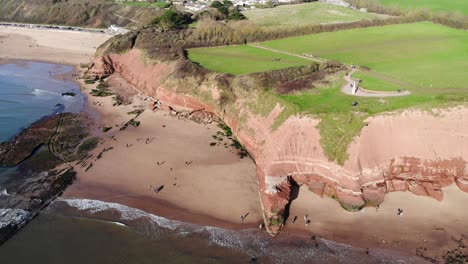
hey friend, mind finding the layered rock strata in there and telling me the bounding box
[90,48,468,235]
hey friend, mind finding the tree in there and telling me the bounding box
[210,1,229,16]
[228,11,246,21]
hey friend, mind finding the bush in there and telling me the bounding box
[228,11,246,21]
[90,82,113,97]
[152,9,193,30]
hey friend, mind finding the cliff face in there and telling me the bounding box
[91,49,468,235]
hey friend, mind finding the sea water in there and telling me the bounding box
[0,198,423,264]
[0,61,84,142]
[0,61,84,184]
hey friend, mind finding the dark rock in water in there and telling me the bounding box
[61,92,76,97]
[0,209,30,243]
[0,168,76,245]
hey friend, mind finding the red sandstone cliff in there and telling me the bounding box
[90,49,468,235]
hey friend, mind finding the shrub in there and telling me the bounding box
[152,9,193,30]
[228,11,246,21]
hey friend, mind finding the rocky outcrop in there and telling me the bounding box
[0,115,60,166]
[0,168,76,245]
[0,113,94,244]
[91,48,468,236]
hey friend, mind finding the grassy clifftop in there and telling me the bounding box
[0,0,161,27]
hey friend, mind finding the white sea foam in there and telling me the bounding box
[108,221,127,227]
[32,88,61,97]
[54,198,414,264]
[57,198,261,249]
[57,198,183,231]
[0,209,30,229]
[0,189,9,196]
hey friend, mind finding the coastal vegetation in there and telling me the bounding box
[97,12,468,166]
[90,82,114,97]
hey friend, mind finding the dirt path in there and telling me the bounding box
[248,44,326,63]
[342,69,411,97]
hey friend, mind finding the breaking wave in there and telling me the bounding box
[53,198,419,264]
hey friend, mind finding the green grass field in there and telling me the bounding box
[260,22,468,91]
[188,45,313,75]
[242,2,386,28]
[377,0,468,15]
[187,22,468,164]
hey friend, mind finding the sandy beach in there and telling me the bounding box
[0,26,111,65]
[63,79,263,228]
[1,25,466,261]
[287,185,467,257]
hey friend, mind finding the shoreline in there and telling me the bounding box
[0,25,466,262]
[66,69,265,229]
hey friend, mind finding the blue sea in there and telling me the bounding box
[0,61,84,142]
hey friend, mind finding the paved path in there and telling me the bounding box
[248,44,326,63]
[342,69,411,97]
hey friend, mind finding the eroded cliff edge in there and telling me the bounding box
[89,38,468,235]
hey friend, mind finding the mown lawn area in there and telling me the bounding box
[260,22,468,92]
[377,0,468,15]
[242,2,386,28]
[187,45,313,75]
